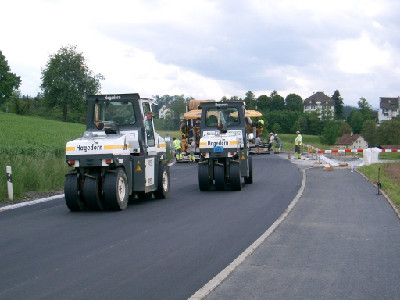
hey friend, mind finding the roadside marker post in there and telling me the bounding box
[6,166,13,201]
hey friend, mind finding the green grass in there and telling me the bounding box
[357,163,400,208]
[0,112,85,203]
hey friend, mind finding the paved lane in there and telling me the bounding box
[205,167,400,300]
[0,155,302,300]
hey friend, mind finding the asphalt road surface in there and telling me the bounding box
[0,155,302,300]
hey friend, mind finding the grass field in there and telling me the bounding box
[0,112,85,202]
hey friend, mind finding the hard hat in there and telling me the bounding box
[296,130,300,133]
[270,132,273,135]
[275,134,277,136]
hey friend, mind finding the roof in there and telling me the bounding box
[303,92,334,106]
[380,97,399,110]
[335,134,363,145]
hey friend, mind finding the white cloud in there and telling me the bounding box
[334,31,390,74]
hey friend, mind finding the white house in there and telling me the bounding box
[378,97,399,124]
[303,92,335,120]
[158,104,171,119]
[335,133,369,150]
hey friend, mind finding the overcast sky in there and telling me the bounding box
[2,0,400,109]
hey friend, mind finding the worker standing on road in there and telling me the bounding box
[274,134,281,153]
[268,132,274,151]
[189,138,196,162]
[255,134,261,154]
[295,130,302,159]
[173,137,183,161]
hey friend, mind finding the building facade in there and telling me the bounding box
[378,97,399,123]
[303,91,335,120]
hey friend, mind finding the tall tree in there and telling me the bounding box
[361,120,377,147]
[332,90,344,120]
[358,97,373,120]
[347,110,364,133]
[0,50,21,103]
[244,91,256,109]
[285,93,303,112]
[270,91,285,111]
[41,45,104,122]
[256,95,270,111]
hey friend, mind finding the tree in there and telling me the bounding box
[377,120,400,145]
[0,50,21,103]
[256,95,271,111]
[347,110,364,133]
[244,91,256,109]
[270,91,285,111]
[285,93,303,112]
[41,45,104,122]
[320,120,339,145]
[332,90,344,120]
[358,97,373,121]
[361,120,377,147]
[338,122,352,137]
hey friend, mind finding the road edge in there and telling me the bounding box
[187,168,307,300]
[0,194,65,213]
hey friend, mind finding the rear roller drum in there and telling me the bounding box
[214,163,226,191]
[244,155,253,184]
[153,163,170,199]
[83,172,104,211]
[103,168,128,210]
[229,161,241,191]
[65,172,85,211]
[198,162,211,191]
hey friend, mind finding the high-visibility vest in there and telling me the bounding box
[173,139,181,150]
[295,134,303,146]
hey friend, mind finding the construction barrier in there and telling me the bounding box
[316,148,399,154]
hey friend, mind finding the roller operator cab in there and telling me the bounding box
[197,101,253,191]
[64,93,170,211]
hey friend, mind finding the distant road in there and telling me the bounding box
[0,155,302,300]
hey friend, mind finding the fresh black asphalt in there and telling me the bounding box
[0,155,301,300]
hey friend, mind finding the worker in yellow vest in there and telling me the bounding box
[295,130,302,159]
[173,137,183,160]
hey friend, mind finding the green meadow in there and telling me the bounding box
[0,112,85,202]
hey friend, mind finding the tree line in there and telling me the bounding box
[1,46,399,146]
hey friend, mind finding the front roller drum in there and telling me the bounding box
[229,161,241,191]
[103,168,128,210]
[198,162,211,191]
[65,172,85,211]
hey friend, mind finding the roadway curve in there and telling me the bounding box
[0,155,302,300]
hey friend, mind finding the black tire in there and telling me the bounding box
[83,172,104,211]
[214,163,226,191]
[103,168,128,210]
[153,163,170,199]
[229,161,242,191]
[244,155,253,184]
[198,162,211,191]
[65,172,85,211]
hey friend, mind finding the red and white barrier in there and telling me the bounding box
[316,148,399,154]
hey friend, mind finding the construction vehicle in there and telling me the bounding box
[197,101,253,191]
[175,100,212,163]
[64,93,170,211]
